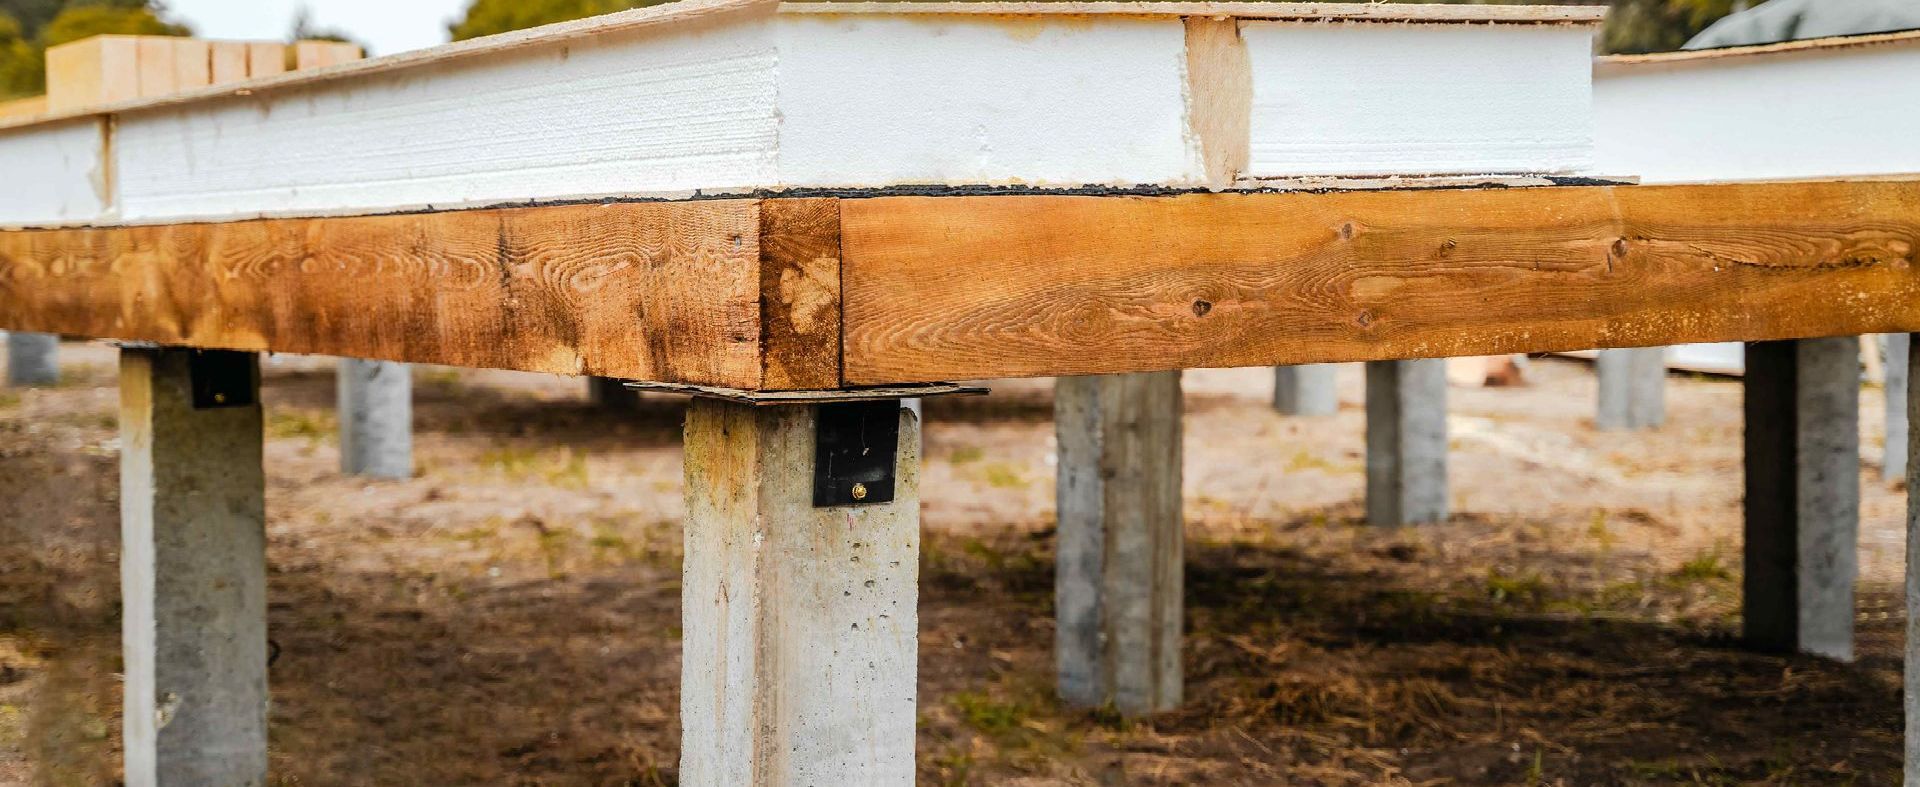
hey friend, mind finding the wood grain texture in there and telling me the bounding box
[757,198,842,389]
[0,200,768,385]
[840,180,1920,384]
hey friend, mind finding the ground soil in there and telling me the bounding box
[0,343,1904,785]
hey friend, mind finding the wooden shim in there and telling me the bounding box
[1183,17,1250,189]
[757,198,842,389]
[839,180,1920,384]
[0,200,774,386]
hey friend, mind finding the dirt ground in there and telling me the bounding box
[0,342,1905,785]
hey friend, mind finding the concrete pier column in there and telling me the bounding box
[1054,371,1182,716]
[1903,334,1919,786]
[118,348,268,786]
[1365,359,1449,526]
[5,331,59,387]
[1744,338,1859,661]
[1886,334,1909,482]
[338,359,412,479]
[680,399,921,785]
[1273,364,1338,416]
[1596,346,1668,430]
[587,376,640,409]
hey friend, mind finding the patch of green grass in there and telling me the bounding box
[1484,569,1549,607]
[0,391,19,409]
[947,445,985,465]
[1674,550,1732,583]
[980,462,1026,489]
[952,690,1029,740]
[417,367,464,388]
[1587,509,1615,552]
[266,409,335,440]
[480,444,591,490]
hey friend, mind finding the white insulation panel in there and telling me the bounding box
[0,119,107,227]
[773,15,1202,189]
[1595,43,1920,183]
[113,17,781,222]
[1243,21,1595,177]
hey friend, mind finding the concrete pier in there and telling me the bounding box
[5,331,59,387]
[118,348,269,786]
[1596,346,1668,430]
[1905,334,1919,786]
[338,359,413,479]
[1886,334,1909,482]
[1365,360,1449,526]
[1743,338,1858,661]
[1054,371,1183,716]
[1273,364,1338,416]
[680,400,921,784]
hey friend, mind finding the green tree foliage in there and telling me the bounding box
[41,3,185,48]
[1382,0,1740,54]
[448,0,666,41]
[0,11,40,97]
[1601,0,1743,54]
[0,0,186,99]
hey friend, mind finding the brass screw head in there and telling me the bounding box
[850,482,869,501]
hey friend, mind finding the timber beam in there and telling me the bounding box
[2,179,1919,388]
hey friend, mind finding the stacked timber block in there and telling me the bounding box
[43,35,360,113]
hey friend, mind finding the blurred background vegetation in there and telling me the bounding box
[0,0,1750,100]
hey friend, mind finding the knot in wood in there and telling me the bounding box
[1191,299,1214,318]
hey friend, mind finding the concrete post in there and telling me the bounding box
[1744,338,1858,661]
[1273,364,1338,416]
[1904,333,1919,786]
[1054,371,1182,716]
[1886,334,1909,483]
[587,376,640,409]
[1596,346,1668,430]
[1365,359,1449,526]
[118,348,268,786]
[680,400,921,785]
[337,359,413,479]
[5,331,59,387]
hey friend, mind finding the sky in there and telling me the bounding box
[161,0,472,57]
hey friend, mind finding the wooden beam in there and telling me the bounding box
[838,179,1920,384]
[0,199,834,388]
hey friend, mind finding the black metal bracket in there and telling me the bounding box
[813,400,900,508]
[189,350,256,410]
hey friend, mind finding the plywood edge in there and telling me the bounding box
[1183,16,1250,190]
[780,2,1608,24]
[757,197,843,390]
[1597,28,1920,73]
[0,0,778,133]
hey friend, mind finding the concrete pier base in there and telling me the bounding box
[1596,346,1667,430]
[5,331,58,387]
[1273,364,1338,416]
[1365,360,1449,526]
[1744,338,1859,661]
[587,376,640,409]
[1054,371,1183,716]
[338,359,412,479]
[118,348,268,787]
[1886,334,1909,483]
[680,399,921,785]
